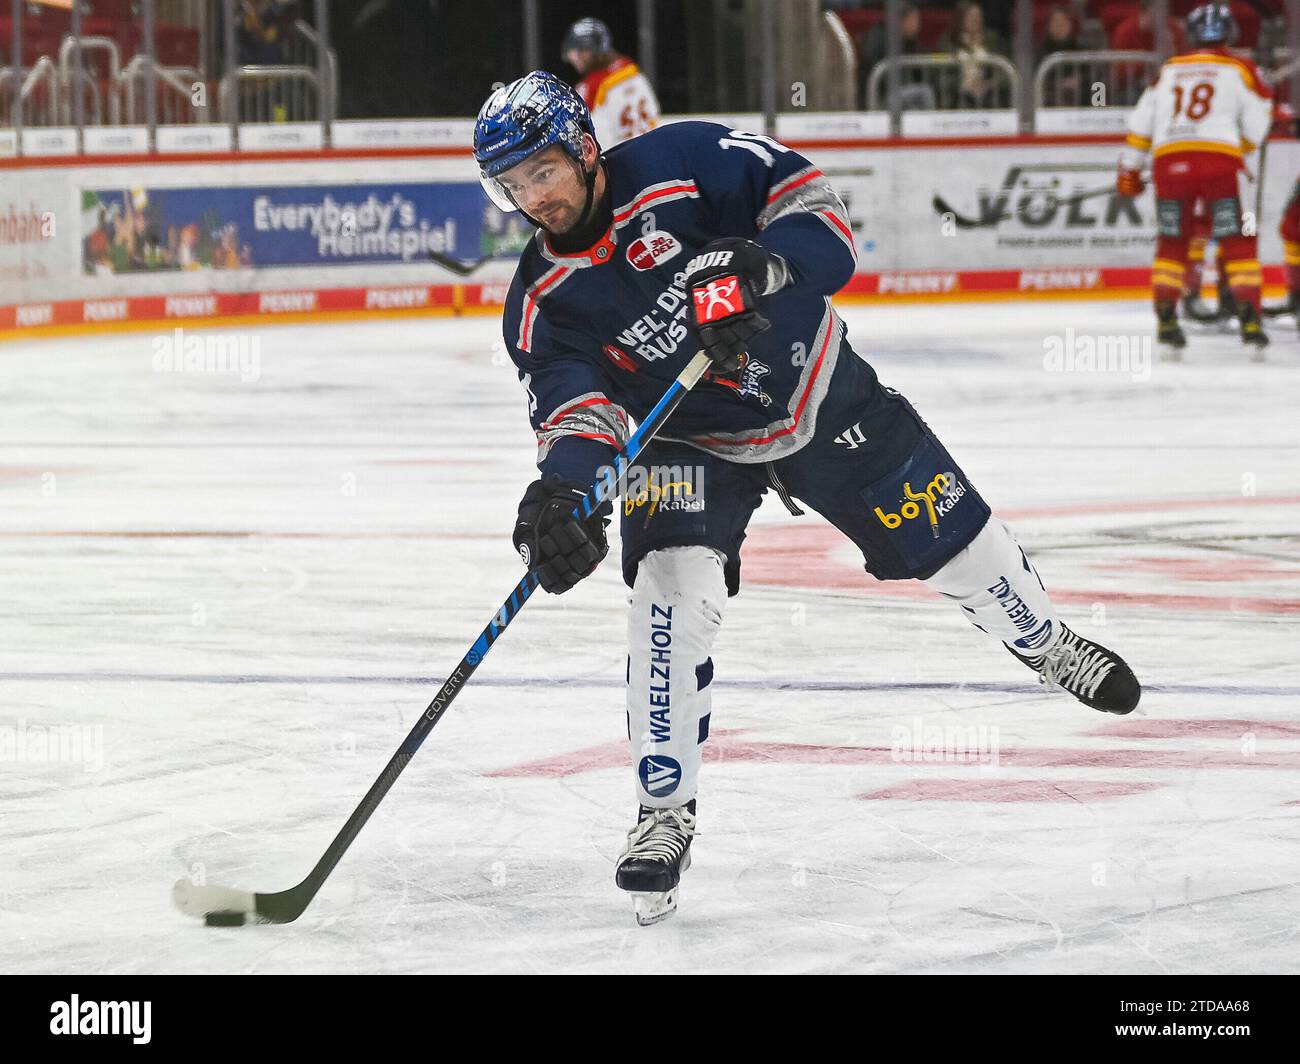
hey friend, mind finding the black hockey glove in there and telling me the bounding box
[684,238,784,375]
[512,476,612,595]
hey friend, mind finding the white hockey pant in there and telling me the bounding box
[625,523,1058,809]
[923,519,1061,656]
[626,546,726,809]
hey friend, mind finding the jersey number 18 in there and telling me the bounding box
[1172,82,1215,120]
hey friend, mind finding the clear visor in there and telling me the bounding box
[480,154,583,216]
[480,173,519,213]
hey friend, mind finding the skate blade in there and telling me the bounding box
[627,850,690,926]
[631,885,680,926]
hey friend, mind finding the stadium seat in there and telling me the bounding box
[917,9,952,50]
[86,0,140,21]
[154,24,200,69]
[1099,3,1138,40]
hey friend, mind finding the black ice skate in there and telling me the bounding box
[1216,274,1238,322]
[1238,302,1269,358]
[1009,624,1141,715]
[615,801,695,926]
[1156,303,1187,357]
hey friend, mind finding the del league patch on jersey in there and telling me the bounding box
[626,230,682,271]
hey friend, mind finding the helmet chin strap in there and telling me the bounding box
[576,162,598,228]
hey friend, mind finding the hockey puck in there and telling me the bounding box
[205,910,246,927]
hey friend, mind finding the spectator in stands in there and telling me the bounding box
[941,1,1009,108]
[1039,5,1080,62]
[1110,0,1189,55]
[237,0,299,66]
[1037,5,1083,106]
[861,2,936,111]
[1110,1,1187,104]
[863,2,924,74]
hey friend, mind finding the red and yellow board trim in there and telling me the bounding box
[1,269,1289,340]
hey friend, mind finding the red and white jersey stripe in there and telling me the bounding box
[517,264,574,353]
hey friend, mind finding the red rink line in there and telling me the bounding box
[1090,555,1298,583]
[741,498,1300,614]
[742,554,1300,616]
[739,566,1300,614]
[1084,718,1300,739]
[999,493,1300,521]
[486,733,1300,780]
[856,779,1162,802]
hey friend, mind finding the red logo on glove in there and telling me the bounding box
[692,276,744,323]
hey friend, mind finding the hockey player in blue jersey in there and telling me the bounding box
[474,72,1140,925]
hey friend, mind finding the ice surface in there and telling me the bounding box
[1,301,1297,973]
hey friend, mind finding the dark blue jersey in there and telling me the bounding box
[501,120,871,485]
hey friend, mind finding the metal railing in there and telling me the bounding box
[58,35,123,84]
[219,66,322,123]
[58,35,122,125]
[5,57,62,128]
[61,64,106,127]
[284,18,337,124]
[819,11,858,112]
[867,54,1020,112]
[1035,51,1160,110]
[0,67,26,127]
[120,56,208,125]
[3,2,1298,150]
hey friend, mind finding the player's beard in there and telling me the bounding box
[530,160,599,239]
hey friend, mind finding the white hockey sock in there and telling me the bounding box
[923,519,1060,656]
[627,546,726,808]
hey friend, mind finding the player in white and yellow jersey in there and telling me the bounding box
[562,17,661,150]
[1117,3,1274,354]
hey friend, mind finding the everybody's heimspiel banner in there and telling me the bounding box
[80,182,533,274]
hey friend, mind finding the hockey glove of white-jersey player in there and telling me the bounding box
[685,238,787,376]
[512,476,611,594]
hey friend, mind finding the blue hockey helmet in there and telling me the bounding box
[1186,3,1237,46]
[474,71,598,212]
[562,17,613,59]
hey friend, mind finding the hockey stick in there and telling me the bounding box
[933,181,1137,230]
[1181,296,1232,324]
[173,350,715,926]
[428,248,495,276]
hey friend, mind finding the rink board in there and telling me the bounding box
[2,133,1297,336]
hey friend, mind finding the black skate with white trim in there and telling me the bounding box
[1156,303,1187,356]
[1010,624,1141,715]
[615,800,695,926]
